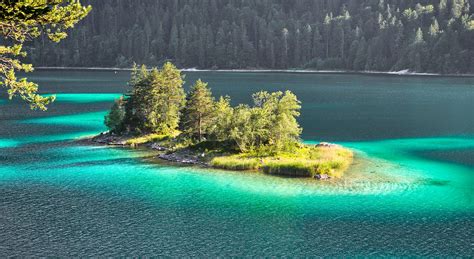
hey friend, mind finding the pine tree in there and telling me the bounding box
[23,1,474,75]
[181,80,215,141]
[123,64,149,132]
[210,96,234,142]
[429,19,440,37]
[122,62,185,134]
[149,62,186,134]
[105,97,126,133]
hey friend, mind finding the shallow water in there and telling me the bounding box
[0,70,473,256]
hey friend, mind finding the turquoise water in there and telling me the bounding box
[46,93,123,103]
[0,70,473,256]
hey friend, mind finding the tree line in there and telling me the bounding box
[25,0,474,74]
[106,62,302,153]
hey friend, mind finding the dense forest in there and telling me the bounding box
[24,0,474,74]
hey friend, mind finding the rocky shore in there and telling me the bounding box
[91,132,208,166]
[89,132,350,180]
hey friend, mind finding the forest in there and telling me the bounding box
[24,0,474,74]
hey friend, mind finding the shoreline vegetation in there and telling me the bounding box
[94,62,353,180]
[90,133,353,180]
[35,67,474,77]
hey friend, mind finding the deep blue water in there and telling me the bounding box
[0,70,473,256]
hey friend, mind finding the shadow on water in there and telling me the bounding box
[411,148,474,168]
[1,71,474,256]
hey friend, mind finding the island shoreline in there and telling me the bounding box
[84,132,354,181]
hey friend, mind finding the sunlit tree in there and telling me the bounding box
[0,0,91,110]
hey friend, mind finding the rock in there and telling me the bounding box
[315,174,330,180]
[151,143,168,151]
[158,152,205,166]
[316,142,339,148]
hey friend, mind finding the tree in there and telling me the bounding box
[123,64,149,132]
[272,90,302,149]
[429,19,440,37]
[410,27,427,71]
[181,79,215,141]
[324,13,332,58]
[105,96,125,133]
[227,90,302,153]
[280,28,289,68]
[229,104,253,152]
[252,90,302,152]
[209,96,233,142]
[0,0,91,110]
[122,62,185,134]
[353,37,367,70]
[146,62,185,134]
[19,1,474,74]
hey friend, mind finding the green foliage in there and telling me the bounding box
[108,64,354,178]
[117,63,302,153]
[228,90,301,153]
[0,0,91,110]
[104,96,125,132]
[123,62,185,134]
[27,1,473,74]
[209,96,234,142]
[181,79,215,141]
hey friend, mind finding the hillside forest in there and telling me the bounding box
[23,0,474,74]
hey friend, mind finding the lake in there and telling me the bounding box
[0,70,473,256]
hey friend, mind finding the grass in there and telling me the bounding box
[117,132,353,179]
[210,156,260,170]
[125,132,176,146]
[209,145,353,178]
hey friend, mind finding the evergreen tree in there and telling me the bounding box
[148,62,186,134]
[105,97,126,133]
[123,64,150,132]
[25,0,474,75]
[122,62,185,134]
[210,96,234,142]
[181,79,215,141]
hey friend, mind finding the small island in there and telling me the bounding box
[93,62,353,179]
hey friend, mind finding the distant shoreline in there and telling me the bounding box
[35,67,474,77]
